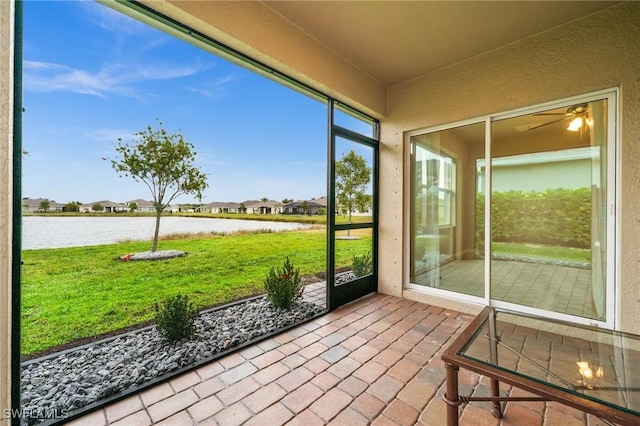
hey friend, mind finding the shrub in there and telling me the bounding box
[154,294,198,342]
[476,187,591,249]
[352,252,373,277]
[264,257,303,309]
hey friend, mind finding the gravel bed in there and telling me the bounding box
[20,296,324,424]
[335,271,358,284]
[118,250,187,261]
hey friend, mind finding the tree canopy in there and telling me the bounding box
[110,121,208,252]
[65,201,80,212]
[335,150,371,227]
[38,199,50,213]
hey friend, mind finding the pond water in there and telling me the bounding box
[22,216,312,249]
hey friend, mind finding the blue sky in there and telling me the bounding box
[21,1,373,205]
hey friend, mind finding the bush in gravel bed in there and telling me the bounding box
[352,252,372,277]
[154,294,198,341]
[264,257,303,309]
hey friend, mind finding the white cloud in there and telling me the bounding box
[79,1,149,36]
[23,60,210,98]
[186,73,238,100]
[213,74,237,87]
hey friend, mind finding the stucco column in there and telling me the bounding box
[377,126,404,298]
[0,1,15,424]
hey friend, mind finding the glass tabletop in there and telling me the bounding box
[459,309,640,417]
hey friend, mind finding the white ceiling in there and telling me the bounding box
[263,1,620,86]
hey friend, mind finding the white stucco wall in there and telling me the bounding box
[486,159,593,193]
[380,2,640,332]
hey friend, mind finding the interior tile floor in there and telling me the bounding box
[68,282,611,426]
[416,259,598,320]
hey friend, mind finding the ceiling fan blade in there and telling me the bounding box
[533,112,569,116]
[528,117,568,130]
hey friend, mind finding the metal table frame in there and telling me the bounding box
[441,306,640,426]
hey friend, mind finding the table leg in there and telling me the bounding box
[490,378,503,418]
[487,308,503,418]
[444,362,460,426]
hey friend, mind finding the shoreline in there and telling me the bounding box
[21,215,317,250]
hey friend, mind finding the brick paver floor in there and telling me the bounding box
[417,259,596,319]
[68,287,612,425]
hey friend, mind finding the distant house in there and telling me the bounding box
[245,200,282,215]
[204,201,242,214]
[81,200,128,213]
[126,199,155,213]
[283,198,326,215]
[313,196,328,208]
[21,198,64,213]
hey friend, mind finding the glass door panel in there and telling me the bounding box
[328,107,377,310]
[490,99,609,321]
[410,122,485,297]
[334,136,374,232]
[335,228,373,283]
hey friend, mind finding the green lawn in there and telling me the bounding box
[21,229,371,356]
[492,242,590,263]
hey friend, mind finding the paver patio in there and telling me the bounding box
[68,283,611,425]
[416,259,597,320]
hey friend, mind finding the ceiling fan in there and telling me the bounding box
[528,103,591,131]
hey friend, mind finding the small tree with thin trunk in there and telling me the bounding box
[335,150,371,235]
[110,121,208,252]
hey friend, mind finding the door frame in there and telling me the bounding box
[405,88,618,329]
[326,99,379,310]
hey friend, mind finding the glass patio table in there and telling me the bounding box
[441,306,640,426]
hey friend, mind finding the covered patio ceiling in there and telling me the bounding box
[262,1,619,86]
[134,0,621,117]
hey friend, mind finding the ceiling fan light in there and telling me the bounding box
[567,117,583,131]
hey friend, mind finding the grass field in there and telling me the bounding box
[21,229,371,356]
[23,216,584,357]
[492,242,590,262]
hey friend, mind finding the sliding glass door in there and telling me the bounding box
[489,98,610,321]
[410,122,485,297]
[409,91,616,327]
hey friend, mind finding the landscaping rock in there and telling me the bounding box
[117,250,187,262]
[20,296,324,424]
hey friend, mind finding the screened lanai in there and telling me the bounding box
[2,1,640,425]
